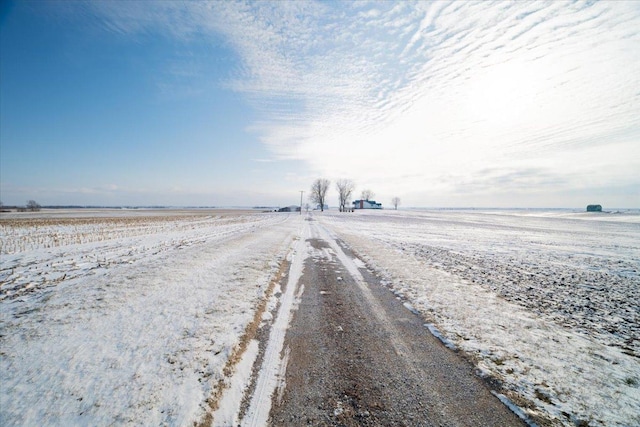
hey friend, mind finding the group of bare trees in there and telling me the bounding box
[26,200,41,211]
[309,178,401,211]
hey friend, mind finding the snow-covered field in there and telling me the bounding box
[1,210,301,426]
[1,208,639,426]
[318,209,640,427]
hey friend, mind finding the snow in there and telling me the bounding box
[1,211,301,426]
[240,221,309,427]
[318,209,640,427]
[424,323,457,350]
[212,339,260,427]
[2,208,639,426]
[492,391,539,427]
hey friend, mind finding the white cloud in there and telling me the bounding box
[80,0,640,207]
[223,1,639,206]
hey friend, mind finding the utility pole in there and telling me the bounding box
[299,191,304,215]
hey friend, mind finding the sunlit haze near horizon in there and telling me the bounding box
[1,1,639,208]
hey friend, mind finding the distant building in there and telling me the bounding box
[586,204,602,212]
[352,199,382,209]
[278,205,301,212]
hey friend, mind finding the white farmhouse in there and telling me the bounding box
[352,199,382,209]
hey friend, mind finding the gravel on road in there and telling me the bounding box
[268,228,525,427]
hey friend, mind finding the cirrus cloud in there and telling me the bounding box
[68,1,640,207]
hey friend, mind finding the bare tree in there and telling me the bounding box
[310,178,330,212]
[26,200,41,212]
[361,189,375,201]
[391,197,401,210]
[336,179,355,212]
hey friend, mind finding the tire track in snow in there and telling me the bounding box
[314,221,417,360]
[235,219,310,427]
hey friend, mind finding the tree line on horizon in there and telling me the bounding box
[0,200,41,212]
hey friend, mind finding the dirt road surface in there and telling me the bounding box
[263,219,525,426]
[221,217,526,426]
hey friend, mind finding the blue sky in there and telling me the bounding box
[1,1,638,208]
